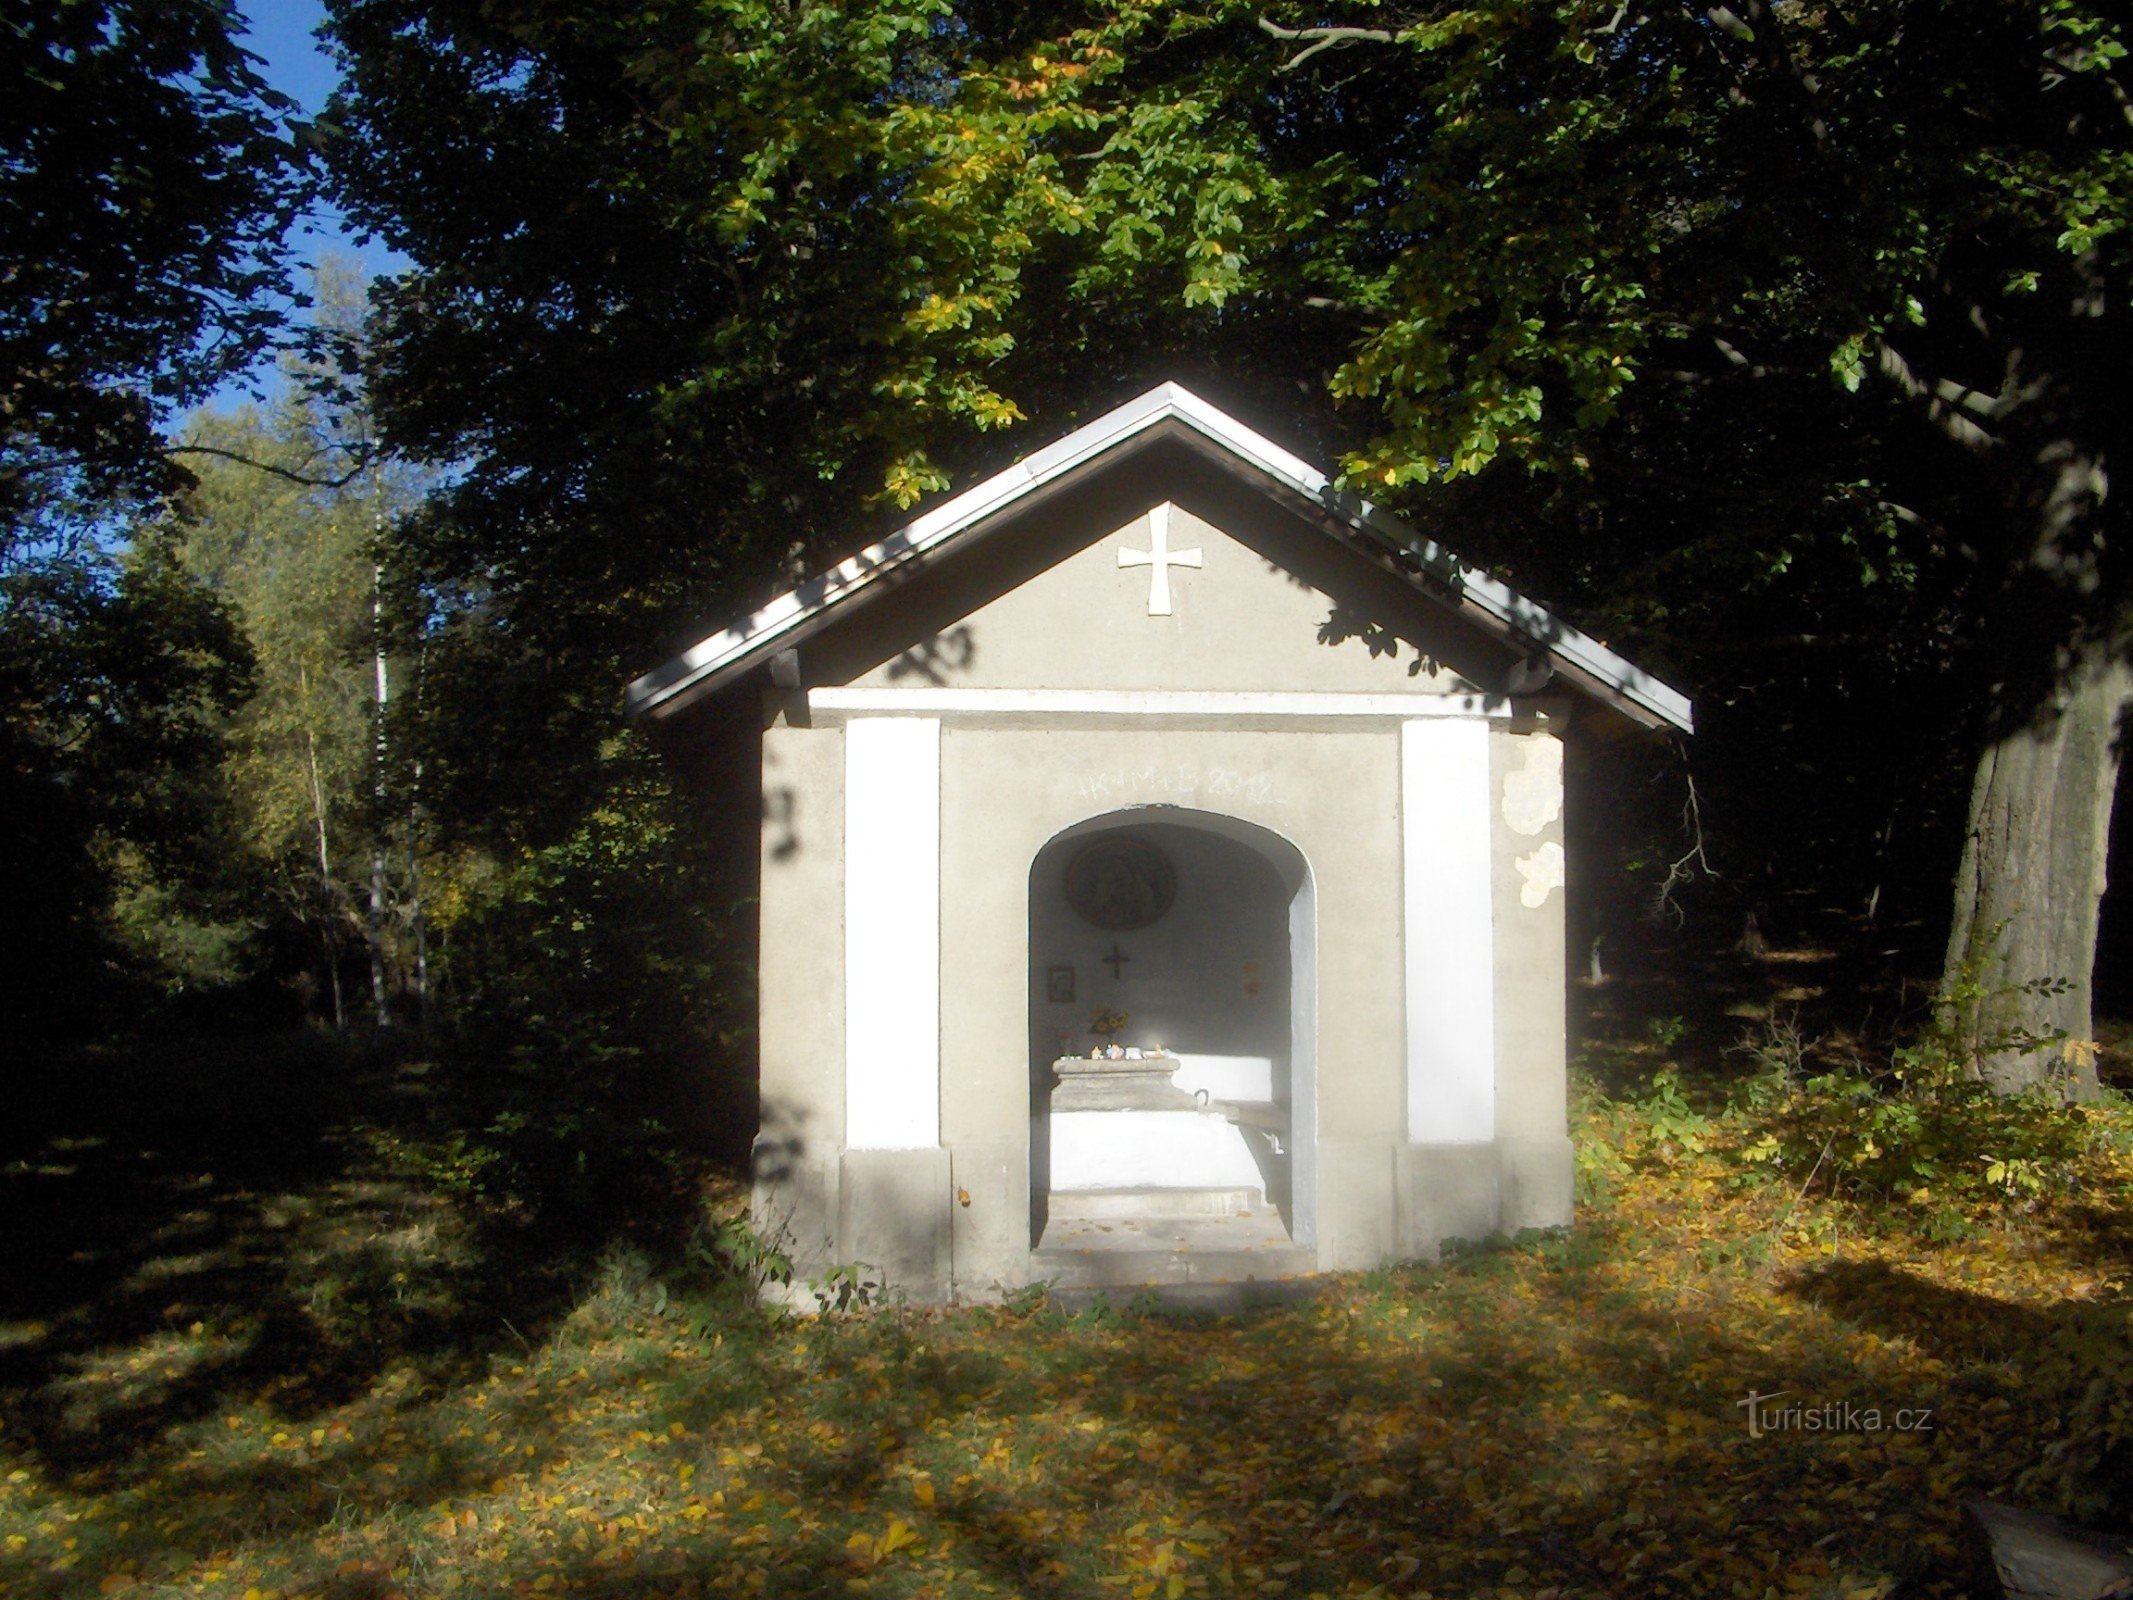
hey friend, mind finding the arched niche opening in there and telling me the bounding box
[1026,808,1317,1249]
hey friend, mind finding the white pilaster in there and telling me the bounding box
[844,716,941,1148]
[1402,718,1496,1144]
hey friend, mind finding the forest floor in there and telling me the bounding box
[4,948,2131,1600]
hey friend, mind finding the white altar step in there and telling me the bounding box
[1031,1206,1317,1291]
[1049,1185,1260,1219]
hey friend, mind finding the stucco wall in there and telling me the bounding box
[752,706,1582,1298]
[752,709,846,1276]
[743,441,1595,1298]
[1491,724,1574,1231]
[933,723,1402,1288]
[801,441,1515,702]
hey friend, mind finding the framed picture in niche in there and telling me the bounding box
[1047,965,1076,1003]
[1064,836,1177,930]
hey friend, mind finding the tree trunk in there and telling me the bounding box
[1941,641,2130,1097]
[407,795,429,1031]
[300,661,346,1035]
[408,641,430,1031]
[369,556,393,1029]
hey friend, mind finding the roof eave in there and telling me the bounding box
[626,383,1694,735]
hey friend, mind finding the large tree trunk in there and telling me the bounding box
[1941,640,2130,1097]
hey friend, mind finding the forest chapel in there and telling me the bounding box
[627,383,1693,1302]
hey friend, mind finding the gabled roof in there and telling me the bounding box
[626,383,1693,732]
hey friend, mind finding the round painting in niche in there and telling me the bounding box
[1064,837,1177,931]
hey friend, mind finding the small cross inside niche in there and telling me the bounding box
[1102,944,1132,981]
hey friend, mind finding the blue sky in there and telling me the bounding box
[211,1,409,404]
[238,1,342,122]
[239,0,407,279]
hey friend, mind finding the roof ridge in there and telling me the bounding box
[625,383,1692,733]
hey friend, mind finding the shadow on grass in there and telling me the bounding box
[4,1013,2128,1600]
[4,1192,2121,1600]
[0,1033,607,1486]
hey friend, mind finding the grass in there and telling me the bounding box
[2,1024,2130,1600]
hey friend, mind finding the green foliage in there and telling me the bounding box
[318,1,2133,1094]
[316,0,1375,852]
[1575,1062,1719,1175]
[809,1261,886,1318]
[1630,1068,1715,1162]
[1581,999,2109,1230]
[432,733,727,1066]
[1,0,307,531]
[699,1214,794,1301]
[355,1122,508,1203]
[0,530,255,1035]
[370,732,742,1231]
[167,378,416,1023]
[4,260,429,1037]
[1646,1014,1689,1054]
[997,1279,1055,1318]
[108,868,251,997]
[1729,1031,2097,1213]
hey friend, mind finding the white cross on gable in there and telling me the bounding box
[1118,503,1203,616]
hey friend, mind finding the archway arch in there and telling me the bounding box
[1026,806,1317,1251]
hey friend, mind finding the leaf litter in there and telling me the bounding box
[2,1093,2128,1600]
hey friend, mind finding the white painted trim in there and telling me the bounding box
[1402,720,1497,1145]
[1288,865,1319,1252]
[844,717,941,1149]
[807,687,1512,720]
[624,382,1693,733]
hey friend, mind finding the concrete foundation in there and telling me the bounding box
[1315,1137,1399,1271]
[837,1148,953,1304]
[751,1143,836,1279]
[1396,1142,1504,1260]
[1499,1134,1577,1236]
[947,1140,1028,1299]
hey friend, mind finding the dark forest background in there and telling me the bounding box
[6,0,2129,1250]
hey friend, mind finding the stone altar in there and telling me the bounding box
[1045,1055,1270,1194]
[1047,1054,1194,1111]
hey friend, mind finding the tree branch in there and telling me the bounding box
[1702,5,1755,45]
[1689,0,1830,144]
[165,442,377,490]
[1654,765,1715,927]
[1257,16,1397,73]
[1871,340,2000,453]
[1645,332,1796,383]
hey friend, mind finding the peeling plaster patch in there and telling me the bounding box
[1516,841,1565,908]
[1502,738,1564,836]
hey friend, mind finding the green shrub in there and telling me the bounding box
[1632,1067,1714,1160]
[1573,1065,1717,1175]
[389,736,751,1242]
[1728,1033,2096,1211]
[698,1213,793,1299]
